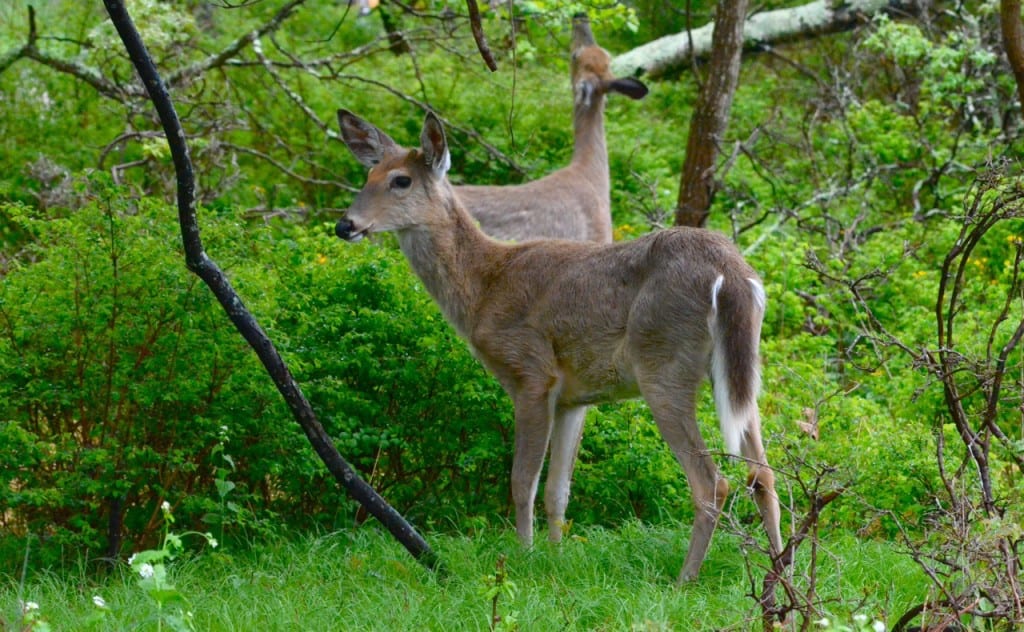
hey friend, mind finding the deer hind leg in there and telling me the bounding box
[640,377,728,584]
[544,405,587,543]
[740,415,784,565]
[510,391,556,548]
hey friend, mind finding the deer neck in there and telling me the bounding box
[570,94,610,189]
[395,190,492,339]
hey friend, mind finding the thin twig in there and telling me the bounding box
[165,0,308,87]
[252,36,336,139]
[221,142,356,190]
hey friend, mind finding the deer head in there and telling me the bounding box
[335,109,451,242]
[570,14,648,108]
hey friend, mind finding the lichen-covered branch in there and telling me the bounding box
[612,0,921,79]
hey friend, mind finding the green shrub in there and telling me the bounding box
[259,225,517,531]
[0,183,286,569]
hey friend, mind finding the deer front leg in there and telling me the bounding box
[510,393,555,547]
[544,405,587,542]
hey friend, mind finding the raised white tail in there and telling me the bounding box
[709,275,766,457]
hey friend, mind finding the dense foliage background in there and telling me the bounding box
[1,0,1022,624]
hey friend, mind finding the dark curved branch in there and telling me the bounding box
[102,0,440,572]
[466,0,497,71]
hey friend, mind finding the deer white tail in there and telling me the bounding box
[709,276,765,456]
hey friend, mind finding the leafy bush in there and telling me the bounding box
[259,225,517,531]
[0,181,285,568]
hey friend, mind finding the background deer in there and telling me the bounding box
[455,14,647,244]
[333,109,783,582]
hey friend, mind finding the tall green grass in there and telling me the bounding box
[2,523,925,631]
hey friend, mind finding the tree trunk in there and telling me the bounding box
[612,0,921,80]
[379,1,411,55]
[675,0,748,228]
[1001,0,1024,113]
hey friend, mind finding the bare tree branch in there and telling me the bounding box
[0,6,138,99]
[466,0,497,71]
[252,36,337,139]
[221,141,355,190]
[0,5,34,74]
[165,0,309,87]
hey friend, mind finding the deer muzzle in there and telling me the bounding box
[335,217,363,242]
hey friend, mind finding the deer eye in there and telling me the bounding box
[391,175,412,189]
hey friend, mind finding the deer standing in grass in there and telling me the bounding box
[334,110,783,582]
[455,14,647,244]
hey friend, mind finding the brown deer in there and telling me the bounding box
[455,14,647,244]
[333,110,783,582]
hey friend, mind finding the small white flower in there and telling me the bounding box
[139,563,155,579]
[209,537,218,549]
[872,622,886,632]
[161,501,171,512]
[814,618,830,629]
[23,601,40,612]
[128,553,137,565]
[92,595,108,609]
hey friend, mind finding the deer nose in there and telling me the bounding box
[335,217,355,239]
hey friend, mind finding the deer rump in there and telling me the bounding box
[466,227,763,454]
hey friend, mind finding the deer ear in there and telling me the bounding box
[420,112,451,178]
[337,109,400,169]
[607,77,649,100]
